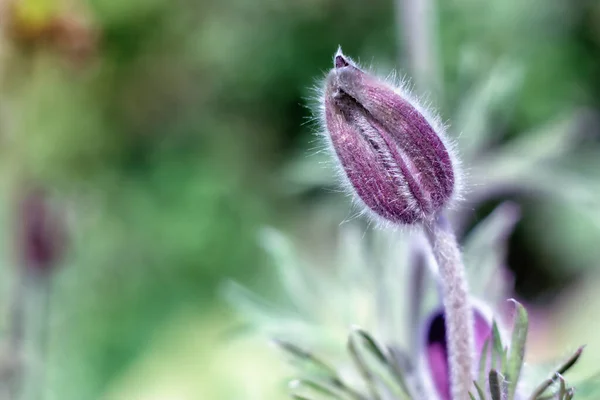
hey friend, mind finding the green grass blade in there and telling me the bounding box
[504,300,528,400]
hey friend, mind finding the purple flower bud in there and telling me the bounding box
[17,187,67,274]
[321,49,458,225]
[421,305,492,400]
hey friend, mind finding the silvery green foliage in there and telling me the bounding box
[284,5,600,268]
[225,204,600,399]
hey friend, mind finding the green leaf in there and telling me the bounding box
[223,280,287,323]
[352,328,387,364]
[348,333,382,400]
[491,321,504,370]
[290,379,340,398]
[354,328,411,396]
[474,381,487,400]
[558,375,567,399]
[504,300,529,400]
[258,228,316,315]
[531,373,559,400]
[273,339,338,378]
[347,328,410,400]
[454,60,524,159]
[463,201,520,304]
[291,378,363,400]
[528,346,585,399]
[273,339,365,399]
[565,388,575,400]
[555,346,585,376]
[478,338,490,388]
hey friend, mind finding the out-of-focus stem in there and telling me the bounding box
[30,273,52,400]
[3,267,27,400]
[395,0,442,98]
[424,215,474,400]
[1,269,54,400]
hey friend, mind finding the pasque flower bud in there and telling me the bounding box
[17,187,67,274]
[321,49,458,225]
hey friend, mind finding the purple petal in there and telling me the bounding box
[334,65,454,209]
[426,312,452,400]
[424,307,492,400]
[473,307,493,354]
[18,187,67,274]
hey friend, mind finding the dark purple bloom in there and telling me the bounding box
[422,306,493,400]
[322,49,458,225]
[18,187,66,274]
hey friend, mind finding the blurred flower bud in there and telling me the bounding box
[17,187,66,274]
[321,49,458,225]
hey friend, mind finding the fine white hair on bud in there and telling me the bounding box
[317,47,462,227]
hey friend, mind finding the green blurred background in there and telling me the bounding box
[0,0,599,398]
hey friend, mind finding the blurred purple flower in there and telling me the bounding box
[17,187,67,274]
[422,306,492,400]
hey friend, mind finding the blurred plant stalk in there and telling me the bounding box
[0,186,67,400]
[0,1,86,395]
[395,0,442,100]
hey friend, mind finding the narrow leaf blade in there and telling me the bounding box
[505,300,529,400]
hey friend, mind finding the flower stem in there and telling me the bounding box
[424,214,474,400]
[395,0,443,98]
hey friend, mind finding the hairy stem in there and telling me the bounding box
[424,214,474,400]
[31,273,52,400]
[1,266,28,400]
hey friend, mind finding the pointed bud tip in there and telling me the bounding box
[334,54,349,69]
[507,298,521,307]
